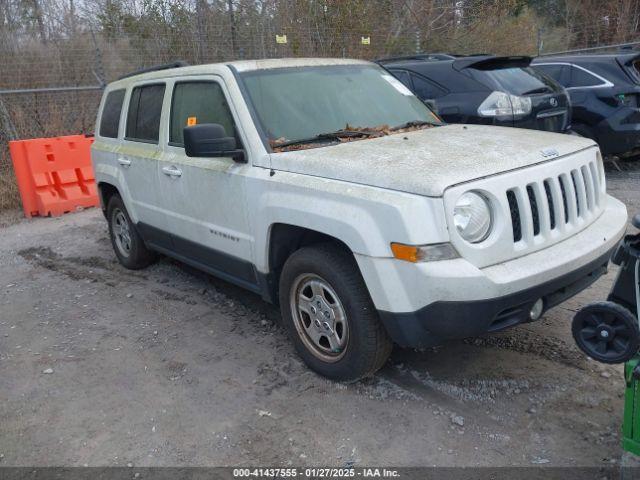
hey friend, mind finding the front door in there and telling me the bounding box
[157,77,257,291]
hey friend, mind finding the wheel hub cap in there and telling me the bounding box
[113,209,132,257]
[290,274,349,362]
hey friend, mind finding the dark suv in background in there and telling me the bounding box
[378,54,571,133]
[532,52,640,157]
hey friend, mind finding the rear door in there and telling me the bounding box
[117,82,172,248]
[534,62,611,125]
[156,77,258,291]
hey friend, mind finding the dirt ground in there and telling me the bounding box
[0,166,639,468]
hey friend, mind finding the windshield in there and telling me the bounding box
[465,66,560,95]
[239,64,441,150]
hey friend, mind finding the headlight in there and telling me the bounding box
[478,91,532,117]
[453,192,493,243]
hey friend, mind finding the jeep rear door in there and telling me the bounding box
[118,81,173,249]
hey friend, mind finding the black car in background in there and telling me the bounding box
[377,54,571,133]
[532,53,640,157]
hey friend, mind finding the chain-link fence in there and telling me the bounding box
[2,0,640,211]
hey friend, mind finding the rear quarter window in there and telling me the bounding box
[99,89,125,138]
[388,69,412,88]
[410,73,447,99]
[569,66,605,87]
[126,84,166,143]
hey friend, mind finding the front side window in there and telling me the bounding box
[240,64,441,149]
[99,89,125,138]
[170,82,236,146]
[126,84,165,143]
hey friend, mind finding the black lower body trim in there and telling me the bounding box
[137,222,261,294]
[378,248,616,349]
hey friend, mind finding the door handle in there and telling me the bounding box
[117,157,131,167]
[162,165,182,177]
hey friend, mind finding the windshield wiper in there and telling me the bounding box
[390,120,437,131]
[272,129,378,149]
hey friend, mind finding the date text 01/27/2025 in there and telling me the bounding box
[232,468,401,478]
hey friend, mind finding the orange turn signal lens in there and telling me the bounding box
[390,242,460,263]
[390,243,424,263]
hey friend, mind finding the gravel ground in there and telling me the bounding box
[0,163,638,468]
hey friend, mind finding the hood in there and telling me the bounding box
[269,124,597,197]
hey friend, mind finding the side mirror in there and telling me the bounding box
[183,123,245,162]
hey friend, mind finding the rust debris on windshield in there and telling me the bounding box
[270,122,436,152]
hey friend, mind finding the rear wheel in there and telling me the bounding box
[279,243,392,382]
[107,195,156,270]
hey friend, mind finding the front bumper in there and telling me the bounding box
[356,195,628,348]
[378,249,612,348]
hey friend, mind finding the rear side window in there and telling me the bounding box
[410,74,447,99]
[388,69,412,87]
[99,89,125,138]
[569,66,604,87]
[169,82,236,146]
[126,84,165,143]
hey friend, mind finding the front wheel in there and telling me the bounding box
[279,243,392,382]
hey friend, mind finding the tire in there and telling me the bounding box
[572,301,639,364]
[279,243,392,382]
[107,194,156,270]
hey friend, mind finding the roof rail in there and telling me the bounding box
[375,53,456,64]
[118,61,190,80]
[457,53,492,57]
[538,41,640,57]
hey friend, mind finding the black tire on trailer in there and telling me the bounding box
[572,301,639,364]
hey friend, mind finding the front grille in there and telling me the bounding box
[526,185,541,236]
[506,159,603,245]
[543,180,556,230]
[507,190,521,242]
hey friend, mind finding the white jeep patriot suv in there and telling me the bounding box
[91,58,628,381]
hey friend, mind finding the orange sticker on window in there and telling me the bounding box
[187,116,197,126]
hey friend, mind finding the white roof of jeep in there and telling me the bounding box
[108,58,371,88]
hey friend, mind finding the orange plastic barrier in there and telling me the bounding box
[9,135,98,218]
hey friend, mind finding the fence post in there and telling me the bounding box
[90,28,106,86]
[537,27,544,56]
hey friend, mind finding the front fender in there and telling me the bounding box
[247,171,449,272]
